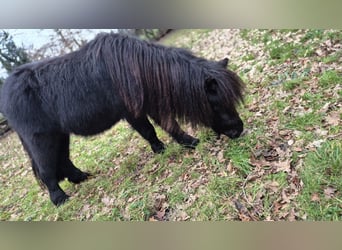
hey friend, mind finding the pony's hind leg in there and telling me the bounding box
[21,132,69,206]
[59,134,91,184]
[151,115,199,149]
[125,115,165,153]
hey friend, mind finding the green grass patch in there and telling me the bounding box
[319,70,342,87]
[282,79,302,91]
[322,50,342,64]
[286,112,323,131]
[160,29,211,48]
[297,140,342,220]
[208,175,241,198]
[267,40,314,62]
[242,53,256,61]
[271,99,288,111]
[168,185,187,206]
[300,30,325,43]
[224,138,254,177]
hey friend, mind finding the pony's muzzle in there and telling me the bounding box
[224,120,244,139]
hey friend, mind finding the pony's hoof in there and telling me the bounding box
[68,171,92,184]
[183,138,200,149]
[152,142,166,154]
[51,192,70,207]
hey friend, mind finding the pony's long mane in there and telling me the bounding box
[89,32,244,127]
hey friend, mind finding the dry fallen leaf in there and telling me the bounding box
[307,139,325,149]
[320,102,331,113]
[226,161,234,173]
[155,210,166,220]
[234,200,253,221]
[311,193,321,202]
[178,211,190,221]
[315,128,329,136]
[281,190,292,204]
[101,196,114,206]
[273,160,292,173]
[263,148,279,161]
[149,217,158,221]
[154,194,167,210]
[324,186,337,199]
[272,201,283,214]
[287,139,294,146]
[325,111,340,126]
[265,181,280,193]
[288,208,296,221]
[217,150,225,163]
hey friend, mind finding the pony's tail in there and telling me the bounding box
[18,135,46,190]
[31,162,46,190]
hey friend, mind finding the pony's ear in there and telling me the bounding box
[218,58,229,68]
[204,78,218,96]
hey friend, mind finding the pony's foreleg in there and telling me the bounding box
[125,115,165,153]
[151,116,200,149]
[59,134,91,183]
[168,120,200,149]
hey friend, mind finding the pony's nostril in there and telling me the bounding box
[232,131,239,138]
[229,129,243,139]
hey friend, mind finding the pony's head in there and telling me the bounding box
[204,58,244,139]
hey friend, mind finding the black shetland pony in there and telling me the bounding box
[0,32,245,206]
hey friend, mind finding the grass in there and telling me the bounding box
[319,70,342,87]
[282,79,303,91]
[298,140,342,220]
[0,29,341,221]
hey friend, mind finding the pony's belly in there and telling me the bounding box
[66,113,121,136]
